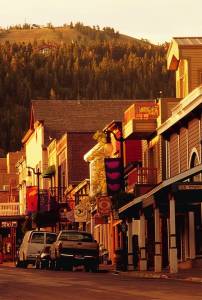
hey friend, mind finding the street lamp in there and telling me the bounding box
[27,167,42,227]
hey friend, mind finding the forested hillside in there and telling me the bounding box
[0,23,175,154]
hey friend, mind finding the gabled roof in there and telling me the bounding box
[167,37,202,70]
[28,99,135,145]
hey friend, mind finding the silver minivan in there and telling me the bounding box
[16,230,57,268]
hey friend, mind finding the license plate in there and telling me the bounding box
[75,255,84,259]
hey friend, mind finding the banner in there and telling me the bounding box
[97,196,111,216]
[26,186,38,214]
[104,158,122,195]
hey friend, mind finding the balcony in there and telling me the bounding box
[0,202,20,216]
[125,166,157,196]
[123,102,158,139]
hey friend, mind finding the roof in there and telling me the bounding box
[172,37,202,46]
[167,37,202,70]
[29,99,135,144]
[158,85,202,135]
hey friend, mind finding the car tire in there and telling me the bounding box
[54,259,61,271]
[91,265,99,273]
[15,257,23,268]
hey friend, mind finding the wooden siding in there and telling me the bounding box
[179,127,187,172]
[181,48,202,93]
[188,118,200,162]
[142,140,148,168]
[169,133,179,177]
[68,133,95,184]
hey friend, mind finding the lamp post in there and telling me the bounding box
[27,166,41,230]
[103,126,128,271]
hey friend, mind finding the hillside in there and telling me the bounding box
[0,25,140,45]
[0,23,174,155]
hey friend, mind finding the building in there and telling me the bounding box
[0,151,24,261]
[18,99,135,229]
[119,37,202,273]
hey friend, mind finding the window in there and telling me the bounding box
[30,232,44,244]
[46,233,57,244]
[59,231,93,242]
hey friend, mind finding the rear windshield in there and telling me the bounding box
[46,233,57,244]
[59,232,93,242]
[30,232,44,244]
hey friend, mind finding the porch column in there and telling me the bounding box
[100,225,103,246]
[114,225,119,250]
[154,205,162,272]
[169,195,178,273]
[189,211,196,259]
[103,224,108,249]
[139,211,147,271]
[127,219,134,270]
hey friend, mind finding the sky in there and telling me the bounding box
[0,0,202,44]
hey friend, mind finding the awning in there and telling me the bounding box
[42,165,55,178]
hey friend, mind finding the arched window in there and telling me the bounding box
[190,152,200,182]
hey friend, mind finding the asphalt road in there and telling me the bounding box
[0,266,202,300]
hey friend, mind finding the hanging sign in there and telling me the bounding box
[74,204,87,222]
[97,196,111,216]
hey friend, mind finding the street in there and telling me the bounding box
[0,266,202,300]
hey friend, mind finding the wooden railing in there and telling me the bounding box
[125,167,157,191]
[0,203,20,216]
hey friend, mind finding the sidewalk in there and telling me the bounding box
[99,264,202,283]
[1,261,202,283]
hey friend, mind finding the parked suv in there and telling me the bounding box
[50,230,99,272]
[16,230,57,268]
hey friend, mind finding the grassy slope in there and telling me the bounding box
[0,26,147,45]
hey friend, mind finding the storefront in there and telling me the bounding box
[0,217,25,262]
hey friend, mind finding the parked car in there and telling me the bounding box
[50,230,99,272]
[16,230,57,268]
[35,246,51,269]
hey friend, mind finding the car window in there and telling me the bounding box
[30,232,44,244]
[59,232,93,242]
[46,233,57,244]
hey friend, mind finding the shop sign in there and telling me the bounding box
[26,186,38,214]
[97,196,112,216]
[1,221,17,228]
[74,204,87,222]
[178,184,202,191]
[134,102,159,120]
[94,213,104,225]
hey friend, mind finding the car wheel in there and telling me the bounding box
[85,266,90,272]
[54,259,61,271]
[91,265,99,273]
[15,257,23,268]
[49,259,54,270]
[35,260,40,269]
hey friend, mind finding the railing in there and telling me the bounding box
[48,187,67,203]
[0,203,20,216]
[125,167,157,191]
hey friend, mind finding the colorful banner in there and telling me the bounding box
[104,158,122,195]
[26,186,38,214]
[97,196,111,216]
